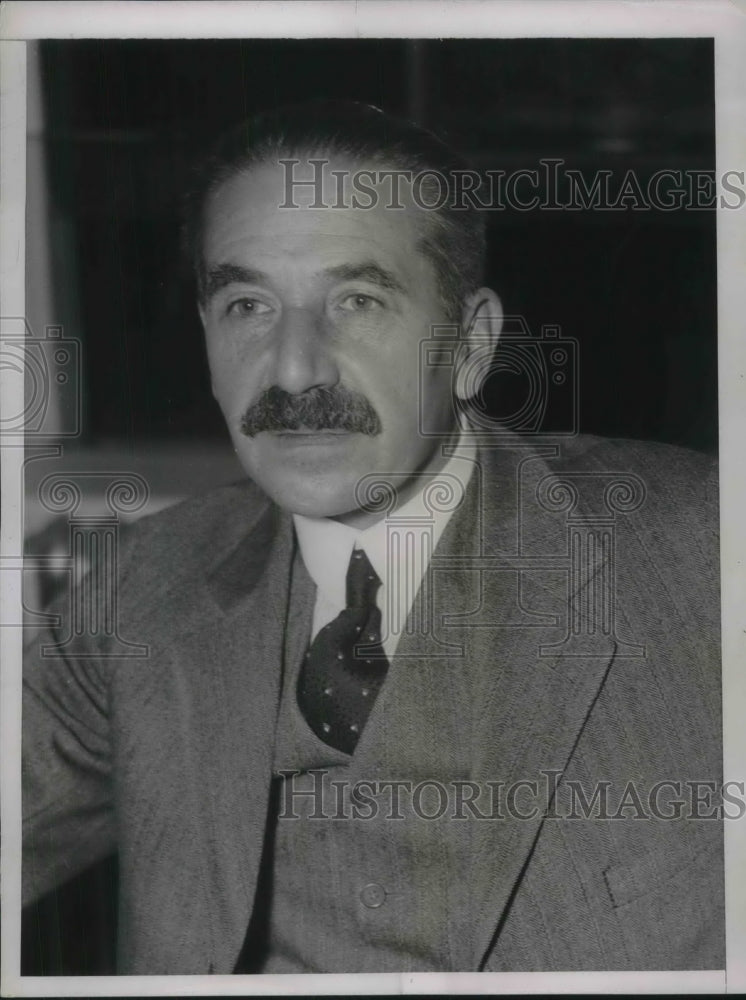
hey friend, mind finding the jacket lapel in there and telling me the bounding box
[186,501,299,972]
[468,639,615,970]
[423,441,617,970]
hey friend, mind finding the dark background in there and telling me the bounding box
[23,36,717,975]
[40,37,717,451]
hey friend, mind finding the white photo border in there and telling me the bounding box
[1,2,744,996]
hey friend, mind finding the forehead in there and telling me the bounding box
[201,156,435,271]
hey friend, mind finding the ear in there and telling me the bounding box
[454,288,503,402]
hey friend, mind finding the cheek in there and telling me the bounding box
[205,354,235,406]
[354,350,432,433]
[204,330,228,377]
[205,334,255,405]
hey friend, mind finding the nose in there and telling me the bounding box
[270,306,339,395]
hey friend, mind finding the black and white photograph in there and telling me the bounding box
[1,1,744,994]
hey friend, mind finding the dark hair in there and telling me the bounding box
[181,99,486,320]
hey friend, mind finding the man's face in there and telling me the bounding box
[199,156,457,523]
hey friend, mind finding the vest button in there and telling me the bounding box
[360,882,386,908]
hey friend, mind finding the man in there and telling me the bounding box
[22,101,723,974]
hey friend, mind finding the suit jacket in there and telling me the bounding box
[22,432,724,973]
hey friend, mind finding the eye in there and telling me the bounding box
[338,293,383,312]
[226,297,273,317]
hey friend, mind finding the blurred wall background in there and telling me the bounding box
[33,38,717,450]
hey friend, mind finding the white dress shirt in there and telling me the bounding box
[293,439,474,660]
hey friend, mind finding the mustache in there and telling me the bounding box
[240,386,382,437]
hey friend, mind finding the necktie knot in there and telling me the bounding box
[346,548,381,609]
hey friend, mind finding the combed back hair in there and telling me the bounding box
[181,99,486,321]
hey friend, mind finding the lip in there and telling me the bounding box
[274,428,352,435]
[268,429,357,444]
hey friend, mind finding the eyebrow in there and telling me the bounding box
[203,259,407,303]
[323,262,407,295]
[203,264,269,302]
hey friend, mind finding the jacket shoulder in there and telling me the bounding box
[544,434,718,519]
[548,432,716,475]
[117,478,272,590]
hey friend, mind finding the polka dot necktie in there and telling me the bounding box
[297,548,390,755]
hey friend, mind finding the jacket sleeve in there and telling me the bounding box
[21,522,144,905]
[23,631,115,904]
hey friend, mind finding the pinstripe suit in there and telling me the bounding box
[23,433,724,972]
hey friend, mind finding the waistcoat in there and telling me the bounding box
[252,547,478,973]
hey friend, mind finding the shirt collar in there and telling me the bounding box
[293,436,474,608]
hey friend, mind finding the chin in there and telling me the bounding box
[253,472,360,520]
